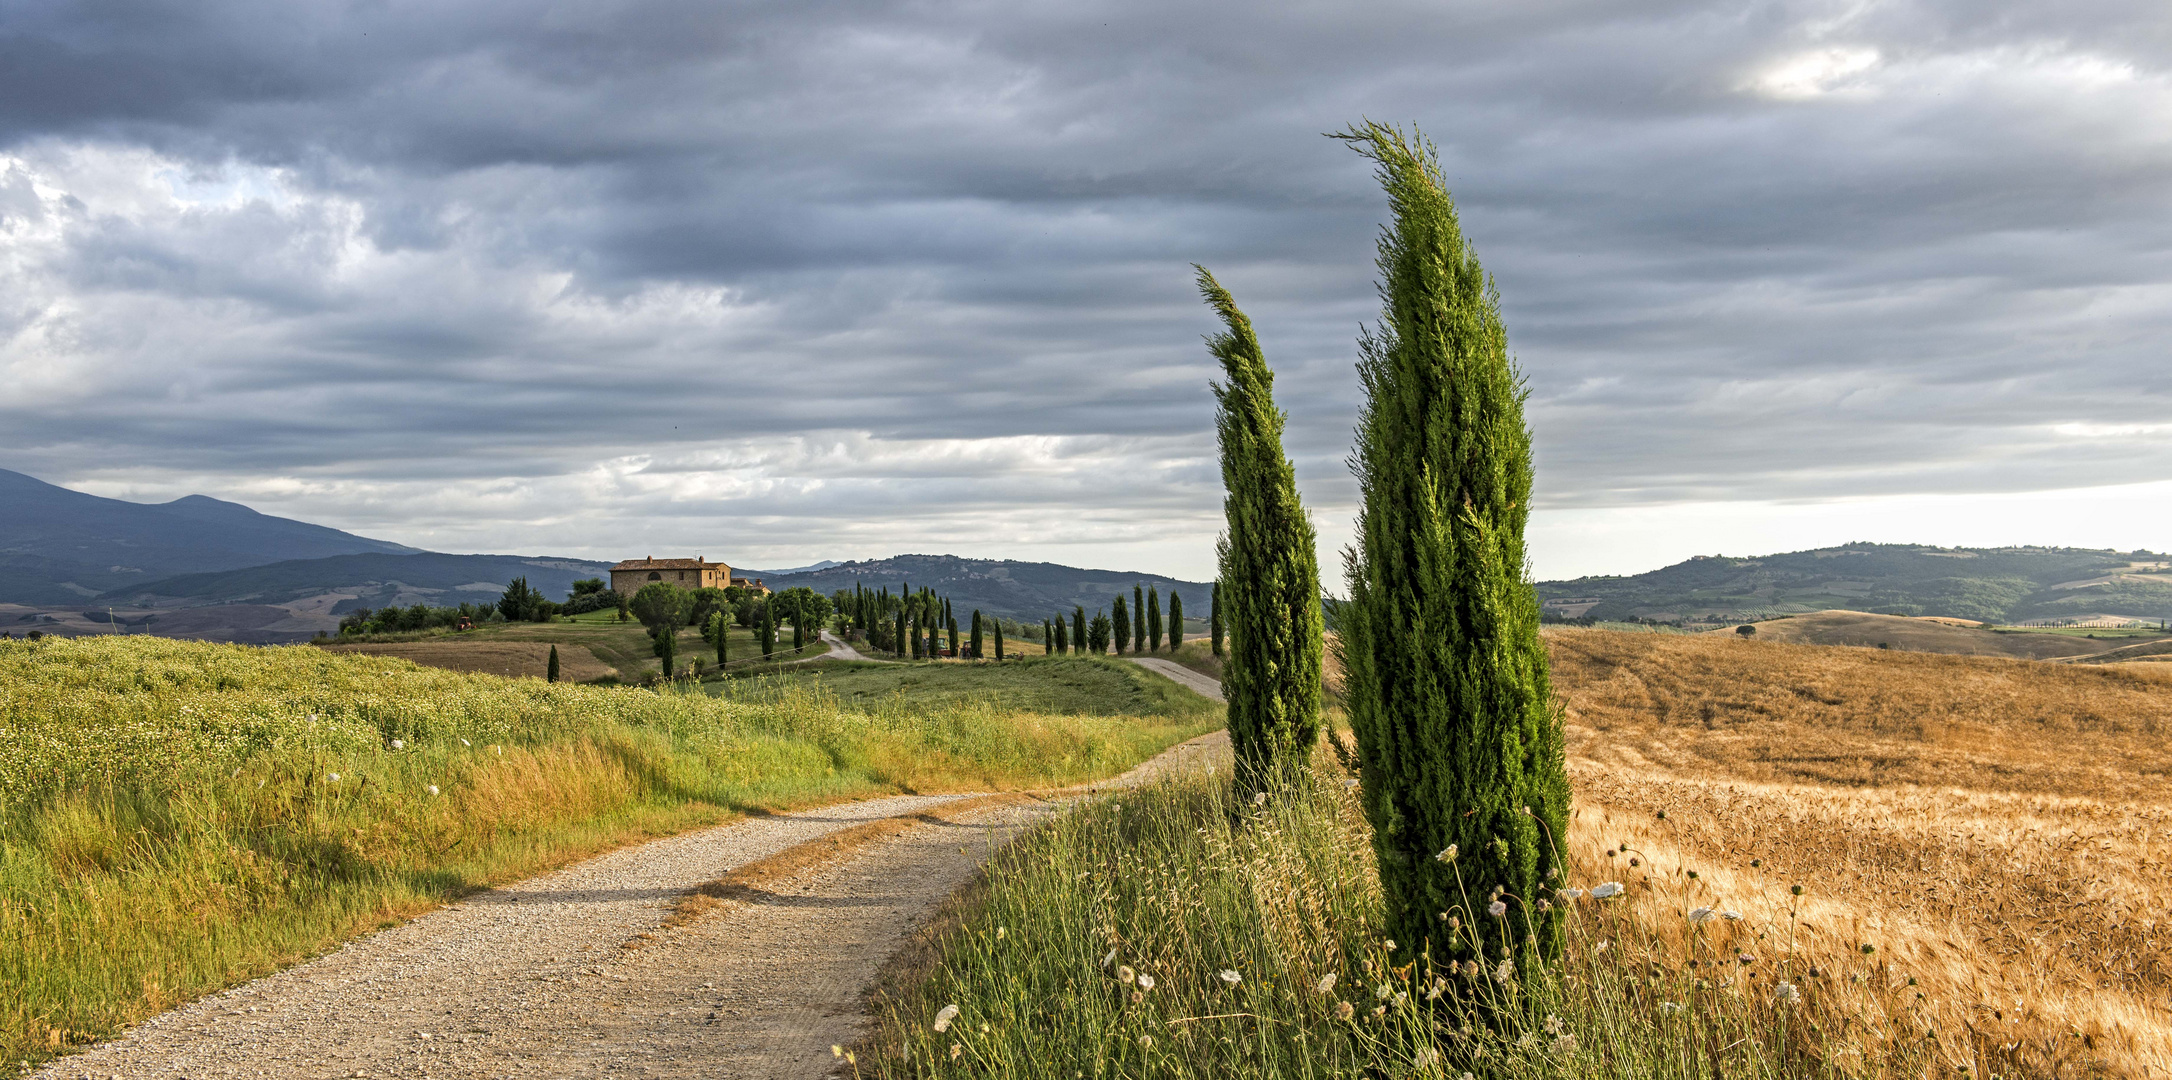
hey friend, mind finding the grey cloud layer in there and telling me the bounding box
[3,0,2170,567]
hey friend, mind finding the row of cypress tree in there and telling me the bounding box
[1201,122,1568,1004]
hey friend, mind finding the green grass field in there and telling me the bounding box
[710,656,1220,719]
[0,635,1221,1068]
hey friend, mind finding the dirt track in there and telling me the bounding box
[37,728,1229,1080]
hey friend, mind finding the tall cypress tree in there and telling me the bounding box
[1132,585,1145,651]
[948,614,959,657]
[762,605,777,657]
[1073,606,1086,656]
[1146,587,1163,651]
[895,609,907,657]
[1054,615,1068,654]
[1210,582,1224,657]
[1335,123,1568,982]
[971,609,984,659]
[1197,265,1325,784]
[713,612,728,667]
[1169,593,1185,649]
[792,613,804,652]
[659,629,676,677]
[994,619,1005,661]
[1045,618,1055,653]
[547,644,560,683]
[1112,596,1131,654]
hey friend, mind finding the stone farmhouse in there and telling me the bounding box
[609,557,770,596]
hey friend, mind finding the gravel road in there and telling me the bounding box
[39,727,1229,1080]
[1127,656,1225,703]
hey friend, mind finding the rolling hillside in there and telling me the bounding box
[1540,543,2172,626]
[758,554,1212,623]
[0,469,418,604]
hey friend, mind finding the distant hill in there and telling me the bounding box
[1700,610,2118,660]
[1540,543,2172,626]
[762,554,1212,622]
[109,552,614,610]
[0,469,418,604]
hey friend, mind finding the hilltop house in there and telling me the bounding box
[610,556,770,596]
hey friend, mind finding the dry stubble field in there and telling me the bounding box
[1550,628,2172,1077]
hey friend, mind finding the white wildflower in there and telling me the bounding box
[1560,887,1584,901]
[1138,1033,1153,1050]
[1136,974,1154,991]
[1590,882,1625,899]
[426,785,440,796]
[1373,982,1392,1001]
[390,739,404,750]
[1316,972,1337,994]
[932,1004,959,1033]
[1492,958,1514,984]
[1218,969,1241,986]
[1544,1014,1564,1034]
[1774,982,1801,1005]
[1720,910,1744,921]
[1118,965,1136,985]
[1688,906,1715,923]
[1435,844,1458,863]
[1413,1046,1440,1067]
[1252,791,1266,807]
[1487,900,1507,918]
[327,773,340,782]
[1658,1001,1683,1015]
[1552,1033,1578,1055]
[995,926,1006,940]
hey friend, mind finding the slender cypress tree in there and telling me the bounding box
[659,629,676,677]
[895,609,907,657]
[1044,618,1055,653]
[1132,585,1145,651]
[762,605,777,657]
[1210,582,1224,657]
[994,619,1005,660]
[1054,615,1068,654]
[1146,587,1163,651]
[547,644,560,683]
[1112,596,1131,654]
[1169,593,1185,650]
[971,610,984,658]
[1197,265,1325,784]
[1073,606,1086,656]
[792,613,804,652]
[714,612,728,667]
[1335,123,1568,982]
[948,615,959,657]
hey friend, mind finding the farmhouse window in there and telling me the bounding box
[649,572,662,581]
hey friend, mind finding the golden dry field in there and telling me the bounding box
[1550,627,2172,1077]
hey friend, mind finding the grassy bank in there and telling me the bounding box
[712,656,1223,718]
[0,635,1219,1066]
[863,763,1921,1079]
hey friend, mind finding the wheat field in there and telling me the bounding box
[1550,628,2172,1077]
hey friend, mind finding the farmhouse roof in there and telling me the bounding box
[612,556,724,571]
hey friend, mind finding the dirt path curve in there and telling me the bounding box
[794,630,886,664]
[39,730,1229,1080]
[1127,655,1225,703]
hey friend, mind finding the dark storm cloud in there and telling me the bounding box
[4,0,2171,568]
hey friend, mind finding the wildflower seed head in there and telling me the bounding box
[1118,965,1135,984]
[1385,939,1396,951]
[1435,844,1458,863]
[1218,969,1241,986]
[1791,884,1804,896]
[1138,1034,1153,1050]
[1316,972,1337,994]
[995,926,1006,940]
[1860,943,1876,955]
[327,773,340,782]
[426,784,440,796]
[933,1004,959,1033]
[1720,910,1743,921]
[1688,906,1715,923]
[1487,900,1508,918]
[1136,974,1154,991]
[1335,1001,1354,1020]
[1252,791,1266,806]
[390,739,404,750]
[1591,882,1624,899]
[1737,953,1755,965]
[1373,982,1391,1000]
[1775,981,1802,1005]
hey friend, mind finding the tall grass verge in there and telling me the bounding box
[0,635,1217,1066]
[864,759,1936,1078]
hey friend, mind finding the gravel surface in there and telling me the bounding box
[38,727,1229,1080]
[1127,656,1225,703]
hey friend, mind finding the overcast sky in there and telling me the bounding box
[4,0,2170,582]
